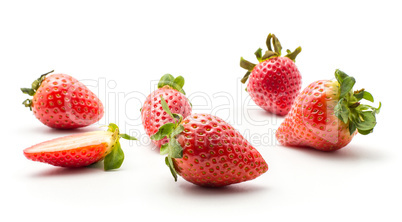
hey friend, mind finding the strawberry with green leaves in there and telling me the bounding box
[151,97,268,187]
[141,74,192,148]
[240,33,302,116]
[276,69,381,151]
[21,70,104,129]
[24,123,137,170]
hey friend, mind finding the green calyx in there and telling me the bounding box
[21,70,54,110]
[158,74,186,95]
[333,69,382,135]
[104,123,137,171]
[240,33,302,84]
[150,96,184,181]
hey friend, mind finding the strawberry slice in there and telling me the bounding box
[23,123,136,170]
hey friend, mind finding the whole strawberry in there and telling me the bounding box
[24,123,137,170]
[151,97,268,187]
[276,69,381,151]
[240,33,302,116]
[21,70,104,129]
[141,74,192,148]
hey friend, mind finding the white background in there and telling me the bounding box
[0,0,400,221]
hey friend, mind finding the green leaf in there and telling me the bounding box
[339,76,356,98]
[376,102,382,114]
[266,33,273,52]
[358,103,381,114]
[354,111,377,131]
[172,124,184,136]
[254,48,263,62]
[168,138,183,159]
[172,113,183,125]
[119,133,137,140]
[31,80,40,91]
[171,76,186,95]
[349,122,357,135]
[241,71,251,84]
[160,96,174,119]
[104,141,124,170]
[261,50,277,60]
[272,34,282,55]
[165,156,178,182]
[358,128,373,135]
[21,88,35,96]
[22,99,33,110]
[150,123,175,141]
[160,143,169,155]
[362,91,374,102]
[157,74,186,95]
[173,76,185,89]
[334,98,349,124]
[334,69,349,84]
[107,123,119,133]
[284,46,302,62]
[354,90,364,100]
[158,74,175,89]
[355,90,374,102]
[240,57,256,71]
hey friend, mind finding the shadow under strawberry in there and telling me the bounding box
[178,182,269,195]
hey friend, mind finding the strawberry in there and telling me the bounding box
[276,69,381,151]
[240,33,302,116]
[151,97,268,187]
[23,123,137,170]
[141,74,192,148]
[21,70,104,129]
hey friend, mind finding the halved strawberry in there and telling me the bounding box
[23,123,136,170]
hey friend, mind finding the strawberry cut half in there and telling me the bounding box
[23,123,137,170]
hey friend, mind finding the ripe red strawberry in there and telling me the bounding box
[276,69,381,151]
[151,97,268,187]
[240,33,302,116]
[141,74,192,148]
[23,123,136,170]
[21,70,104,129]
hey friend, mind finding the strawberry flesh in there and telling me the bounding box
[24,131,114,167]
